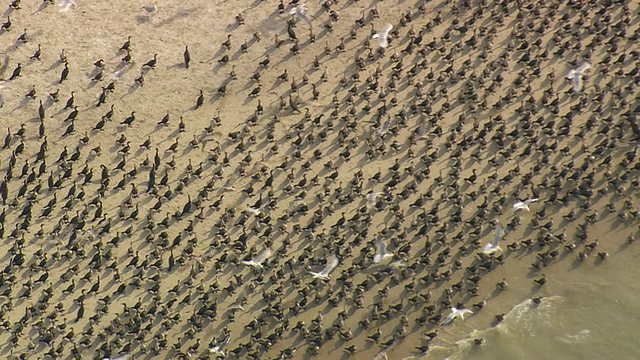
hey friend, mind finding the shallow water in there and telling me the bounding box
[420,243,640,360]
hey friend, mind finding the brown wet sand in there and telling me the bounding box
[0,0,638,359]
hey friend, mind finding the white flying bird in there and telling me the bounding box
[566,62,591,93]
[482,224,504,255]
[58,0,76,12]
[377,118,392,138]
[208,335,230,357]
[241,249,272,268]
[372,23,393,48]
[290,4,312,28]
[512,198,539,212]
[247,201,269,216]
[366,191,383,208]
[310,256,339,280]
[373,239,393,263]
[443,307,473,324]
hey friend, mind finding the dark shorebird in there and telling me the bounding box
[59,61,70,83]
[143,53,158,69]
[1,16,11,31]
[183,45,191,68]
[122,49,132,63]
[134,71,144,87]
[121,111,136,126]
[119,35,132,51]
[30,44,41,60]
[195,90,204,109]
[9,63,21,80]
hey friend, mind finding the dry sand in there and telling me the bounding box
[0,0,638,359]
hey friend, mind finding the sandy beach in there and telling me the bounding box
[0,0,638,359]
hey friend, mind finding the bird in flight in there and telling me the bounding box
[208,335,230,356]
[443,307,473,324]
[566,62,591,93]
[310,256,339,280]
[372,23,393,48]
[290,4,312,28]
[373,239,393,263]
[241,249,272,268]
[482,224,504,255]
[512,198,539,212]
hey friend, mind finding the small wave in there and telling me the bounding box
[430,296,564,360]
[495,295,563,337]
[558,329,591,344]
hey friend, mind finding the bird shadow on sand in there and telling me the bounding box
[84,79,99,91]
[166,62,187,71]
[207,47,229,64]
[152,6,202,28]
[136,15,152,24]
[34,1,52,13]
[2,7,16,18]
[45,58,64,72]
[124,82,141,96]
[10,96,33,112]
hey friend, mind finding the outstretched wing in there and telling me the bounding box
[460,308,473,319]
[524,198,539,206]
[366,192,381,205]
[290,6,312,28]
[572,75,583,92]
[382,23,393,36]
[492,224,504,247]
[253,249,272,264]
[443,308,457,324]
[377,118,391,137]
[220,335,230,348]
[299,11,312,28]
[377,239,388,256]
[577,61,591,73]
[321,256,339,276]
[373,24,393,48]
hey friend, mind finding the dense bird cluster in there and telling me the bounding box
[0,0,638,359]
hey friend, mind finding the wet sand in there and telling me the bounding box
[0,0,638,359]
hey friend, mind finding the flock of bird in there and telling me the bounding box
[0,0,638,359]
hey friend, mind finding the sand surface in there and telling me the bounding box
[0,0,638,359]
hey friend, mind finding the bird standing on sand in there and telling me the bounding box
[195,90,204,109]
[121,111,136,126]
[9,63,21,80]
[119,36,132,52]
[143,54,157,69]
[183,45,190,68]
